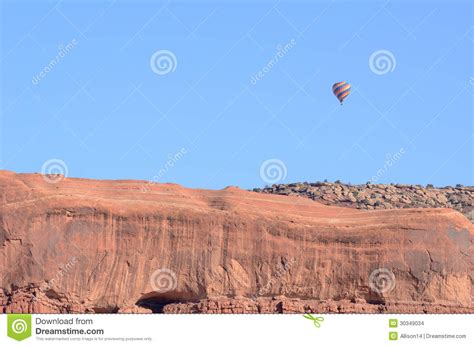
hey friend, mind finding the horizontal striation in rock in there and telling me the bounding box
[0,171,472,313]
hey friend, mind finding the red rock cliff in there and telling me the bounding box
[0,171,473,313]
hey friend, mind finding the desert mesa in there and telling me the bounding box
[0,171,473,313]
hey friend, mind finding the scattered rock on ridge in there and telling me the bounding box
[254,182,473,222]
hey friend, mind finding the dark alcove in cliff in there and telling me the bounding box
[136,297,181,313]
[135,291,201,313]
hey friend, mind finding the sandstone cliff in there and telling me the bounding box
[0,171,473,313]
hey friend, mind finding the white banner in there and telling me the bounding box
[1,314,473,345]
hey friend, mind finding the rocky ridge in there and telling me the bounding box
[253,182,473,222]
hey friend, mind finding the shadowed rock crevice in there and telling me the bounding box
[92,306,119,313]
[136,297,182,313]
[135,290,204,313]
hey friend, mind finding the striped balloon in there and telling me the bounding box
[332,81,351,104]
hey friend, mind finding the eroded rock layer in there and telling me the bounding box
[0,171,473,313]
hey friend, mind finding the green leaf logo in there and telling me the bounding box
[7,314,32,341]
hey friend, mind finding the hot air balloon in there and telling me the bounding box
[332,81,351,105]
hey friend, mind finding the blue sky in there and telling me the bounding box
[1,0,472,189]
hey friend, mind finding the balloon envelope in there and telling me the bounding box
[332,81,351,104]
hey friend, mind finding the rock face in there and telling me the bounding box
[254,182,474,222]
[0,171,473,314]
